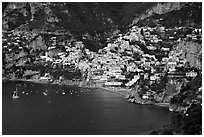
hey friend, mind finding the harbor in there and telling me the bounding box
[3,81,171,135]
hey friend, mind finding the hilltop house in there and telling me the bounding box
[186,71,197,77]
[161,47,170,51]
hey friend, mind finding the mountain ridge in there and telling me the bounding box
[2,2,202,51]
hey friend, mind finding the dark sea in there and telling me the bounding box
[2,80,171,135]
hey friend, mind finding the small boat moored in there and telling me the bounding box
[12,87,19,99]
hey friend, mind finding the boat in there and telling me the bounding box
[43,92,48,96]
[168,106,174,112]
[169,107,174,112]
[12,87,19,99]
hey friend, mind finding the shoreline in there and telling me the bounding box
[2,78,169,108]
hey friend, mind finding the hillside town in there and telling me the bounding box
[2,24,202,111]
[2,2,202,135]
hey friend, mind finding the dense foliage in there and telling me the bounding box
[151,74,202,135]
[150,103,202,135]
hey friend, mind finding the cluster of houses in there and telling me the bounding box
[2,24,202,103]
[3,32,30,53]
[79,25,201,101]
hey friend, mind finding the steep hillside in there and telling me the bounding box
[3,2,114,31]
[3,2,117,51]
[3,2,157,32]
[4,2,196,51]
[137,2,202,28]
